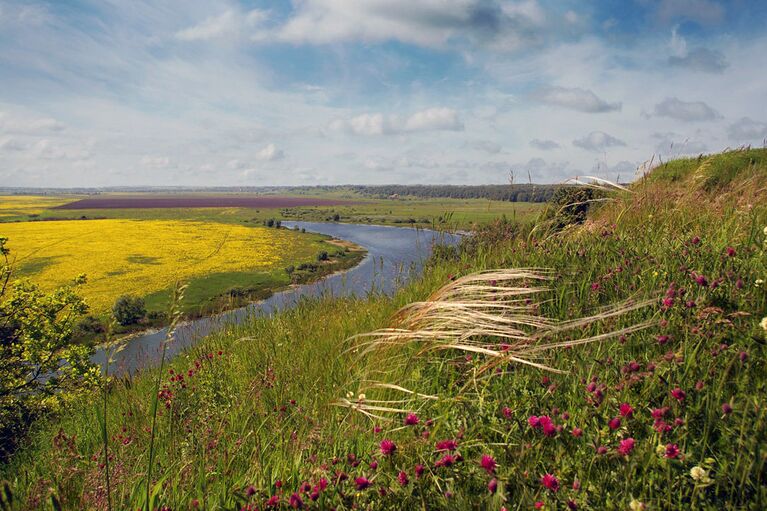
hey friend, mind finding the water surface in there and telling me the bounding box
[93,222,460,375]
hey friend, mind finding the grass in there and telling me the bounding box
[2,149,767,510]
[0,194,543,230]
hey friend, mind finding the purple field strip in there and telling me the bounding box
[54,196,362,210]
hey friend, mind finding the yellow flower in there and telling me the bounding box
[629,499,645,511]
[760,317,767,332]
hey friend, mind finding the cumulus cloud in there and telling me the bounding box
[573,131,626,152]
[669,47,728,73]
[273,0,550,50]
[404,108,464,132]
[256,143,284,161]
[530,138,561,150]
[727,117,767,142]
[532,86,621,113]
[331,108,463,135]
[652,97,721,122]
[140,155,173,168]
[175,8,267,41]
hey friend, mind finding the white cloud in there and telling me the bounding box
[727,117,767,142]
[573,131,626,152]
[140,155,173,168]
[404,108,464,132]
[273,0,550,50]
[331,108,463,136]
[256,143,284,161]
[652,97,721,122]
[175,8,267,41]
[532,86,621,113]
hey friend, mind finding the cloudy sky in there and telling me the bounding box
[1,0,766,187]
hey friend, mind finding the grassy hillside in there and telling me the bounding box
[3,149,766,510]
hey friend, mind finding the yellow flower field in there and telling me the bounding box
[0,195,79,218]
[2,219,320,314]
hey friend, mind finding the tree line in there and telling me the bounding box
[346,184,562,202]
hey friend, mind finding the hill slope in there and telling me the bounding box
[3,149,767,510]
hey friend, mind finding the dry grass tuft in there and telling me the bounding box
[336,269,654,417]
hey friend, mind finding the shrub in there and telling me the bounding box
[317,251,329,261]
[112,295,146,325]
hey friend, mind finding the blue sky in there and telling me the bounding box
[0,0,766,186]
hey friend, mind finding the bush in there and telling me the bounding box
[317,251,329,262]
[73,315,106,338]
[112,295,146,326]
[541,185,603,230]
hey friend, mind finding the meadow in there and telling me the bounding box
[2,149,766,510]
[0,193,543,230]
[1,218,358,319]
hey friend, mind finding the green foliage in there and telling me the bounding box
[540,185,604,230]
[0,237,97,460]
[317,250,329,262]
[111,295,146,326]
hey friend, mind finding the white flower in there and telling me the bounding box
[358,393,366,401]
[757,279,765,287]
[690,466,713,484]
[690,466,707,481]
[763,226,767,236]
[760,317,767,332]
[346,391,354,399]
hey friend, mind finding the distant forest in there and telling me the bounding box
[347,184,562,202]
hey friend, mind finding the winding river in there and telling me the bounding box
[93,222,461,375]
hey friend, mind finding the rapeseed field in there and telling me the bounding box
[0,195,78,219]
[2,219,322,314]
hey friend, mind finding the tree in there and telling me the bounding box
[112,295,146,326]
[0,237,98,458]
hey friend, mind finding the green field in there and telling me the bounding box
[3,150,767,509]
[0,193,543,230]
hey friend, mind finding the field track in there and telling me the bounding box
[54,195,362,209]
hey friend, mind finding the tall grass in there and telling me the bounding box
[1,149,766,510]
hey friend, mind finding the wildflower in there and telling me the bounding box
[651,407,669,419]
[760,317,767,332]
[540,473,560,492]
[608,417,622,430]
[721,402,733,415]
[318,478,328,491]
[691,236,701,245]
[397,471,409,486]
[596,446,608,455]
[664,443,680,459]
[690,466,712,483]
[480,454,497,474]
[435,454,456,468]
[373,425,382,434]
[369,460,378,470]
[739,351,748,362]
[567,500,578,510]
[380,439,397,456]
[528,415,541,428]
[540,416,557,437]
[289,493,303,509]
[619,403,634,418]
[671,387,686,401]
[695,274,708,287]
[275,480,282,489]
[534,502,544,509]
[571,427,583,438]
[404,413,420,426]
[618,438,636,456]
[246,486,256,497]
[695,380,705,391]
[265,495,280,508]
[414,464,425,478]
[354,477,371,490]
[572,479,581,490]
[502,406,513,418]
[656,335,670,345]
[629,499,645,511]
[435,439,458,451]
[726,247,736,257]
[488,478,498,494]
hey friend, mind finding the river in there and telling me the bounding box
[92,221,461,375]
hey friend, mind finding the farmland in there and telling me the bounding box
[1,192,543,230]
[2,218,364,324]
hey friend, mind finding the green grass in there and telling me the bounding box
[13,196,543,231]
[3,150,767,510]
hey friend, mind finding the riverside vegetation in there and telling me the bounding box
[1,148,766,510]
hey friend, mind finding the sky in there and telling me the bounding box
[0,0,766,187]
